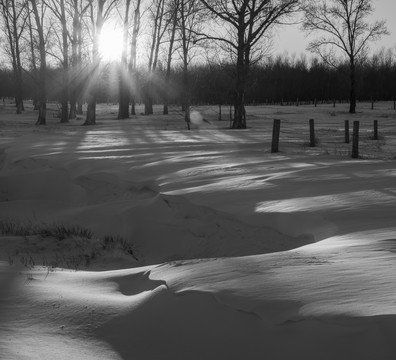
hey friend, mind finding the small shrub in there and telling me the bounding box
[102,234,138,261]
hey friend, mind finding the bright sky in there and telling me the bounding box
[274,0,396,56]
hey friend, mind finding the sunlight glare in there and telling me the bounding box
[98,27,123,62]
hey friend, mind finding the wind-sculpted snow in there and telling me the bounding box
[2,103,396,359]
[150,229,396,320]
[0,143,312,267]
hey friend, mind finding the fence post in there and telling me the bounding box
[271,119,281,153]
[345,120,350,144]
[219,104,222,121]
[373,120,378,140]
[229,104,233,128]
[371,98,374,110]
[309,118,315,147]
[352,121,359,158]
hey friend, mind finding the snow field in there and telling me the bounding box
[1,102,396,359]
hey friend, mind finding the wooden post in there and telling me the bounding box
[271,119,281,153]
[371,98,374,110]
[352,121,359,158]
[218,104,222,121]
[333,99,336,108]
[296,98,299,107]
[345,120,350,144]
[309,118,315,147]
[373,120,378,140]
[314,98,317,107]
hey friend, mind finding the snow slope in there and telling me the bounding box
[1,102,396,359]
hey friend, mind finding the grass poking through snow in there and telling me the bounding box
[0,219,93,240]
[0,219,139,270]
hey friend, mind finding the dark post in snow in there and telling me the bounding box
[309,118,315,147]
[371,98,374,110]
[314,98,317,107]
[345,120,350,144]
[229,104,232,128]
[333,99,336,108]
[219,104,222,120]
[373,120,378,140]
[352,121,359,158]
[271,119,281,153]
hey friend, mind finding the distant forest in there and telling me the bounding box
[1,49,395,106]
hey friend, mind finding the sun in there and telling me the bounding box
[98,26,123,62]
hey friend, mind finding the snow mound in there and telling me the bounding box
[0,151,311,267]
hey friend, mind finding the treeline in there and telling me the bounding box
[245,51,396,104]
[2,50,395,107]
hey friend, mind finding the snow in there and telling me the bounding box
[1,101,396,359]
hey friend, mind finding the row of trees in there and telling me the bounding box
[0,0,390,128]
[2,48,396,106]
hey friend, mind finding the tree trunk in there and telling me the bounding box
[60,0,69,123]
[180,0,190,128]
[232,41,247,129]
[12,0,24,113]
[118,0,131,119]
[69,0,80,120]
[30,0,47,125]
[163,0,178,115]
[85,92,96,125]
[84,1,105,126]
[183,62,190,127]
[2,0,24,114]
[145,0,165,116]
[144,80,153,115]
[349,57,356,114]
[118,72,130,119]
[27,3,39,110]
[129,0,141,115]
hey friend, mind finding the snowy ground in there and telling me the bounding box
[1,101,396,359]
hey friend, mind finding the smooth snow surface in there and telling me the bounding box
[1,102,396,359]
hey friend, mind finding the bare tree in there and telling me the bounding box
[200,0,298,128]
[69,0,90,117]
[129,0,141,115]
[45,0,70,123]
[117,0,131,119]
[178,0,205,128]
[302,0,388,113]
[83,0,117,126]
[68,0,82,118]
[144,0,171,115]
[26,0,39,110]
[0,0,27,114]
[163,0,178,115]
[29,0,48,125]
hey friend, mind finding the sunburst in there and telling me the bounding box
[98,26,123,62]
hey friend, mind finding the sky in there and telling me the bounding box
[275,0,396,56]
